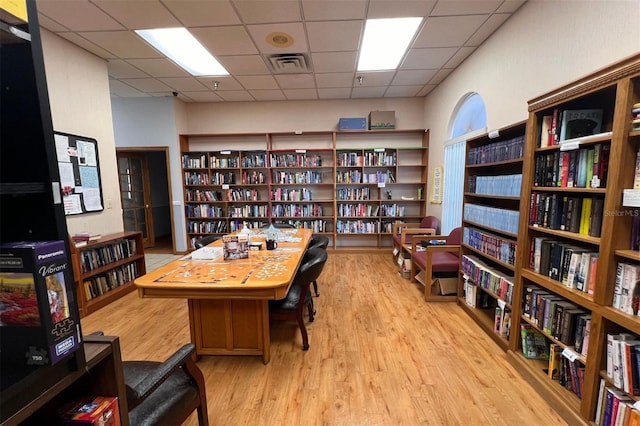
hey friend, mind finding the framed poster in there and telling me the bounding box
[54,131,104,215]
[430,165,443,204]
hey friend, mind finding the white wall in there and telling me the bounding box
[110,97,188,250]
[424,0,640,219]
[40,29,123,236]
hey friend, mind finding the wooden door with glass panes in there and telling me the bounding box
[117,152,154,247]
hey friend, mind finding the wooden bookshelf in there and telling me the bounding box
[179,129,429,250]
[508,54,640,423]
[70,231,146,317]
[458,121,526,352]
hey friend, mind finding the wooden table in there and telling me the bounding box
[135,228,312,364]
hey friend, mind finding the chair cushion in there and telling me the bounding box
[123,361,199,426]
[411,251,459,273]
[269,284,311,311]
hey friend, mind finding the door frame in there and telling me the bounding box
[116,147,174,251]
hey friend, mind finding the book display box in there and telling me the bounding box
[180,129,429,251]
[456,54,640,424]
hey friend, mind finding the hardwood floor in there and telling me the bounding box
[81,254,568,425]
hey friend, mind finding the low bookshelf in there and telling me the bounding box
[70,232,146,317]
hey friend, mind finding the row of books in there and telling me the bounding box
[632,102,640,132]
[336,220,380,234]
[462,279,495,309]
[186,205,224,218]
[271,188,312,202]
[533,144,609,188]
[463,203,520,234]
[466,135,525,165]
[271,203,323,218]
[548,343,585,399]
[212,172,237,184]
[594,380,640,426]
[185,189,223,202]
[182,153,269,169]
[462,226,517,266]
[230,205,268,218]
[522,285,591,353]
[467,173,522,197]
[82,262,139,300]
[288,219,328,233]
[538,108,604,147]
[379,204,406,217]
[270,153,323,167]
[187,220,228,234]
[273,171,324,184]
[242,171,267,185]
[79,239,138,273]
[461,255,514,304]
[210,155,240,168]
[337,203,378,217]
[606,333,640,395]
[529,193,604,237]
[612,263,640,316]
[494,305,512,339]
[529,237,599,293]
[184,171,210,185]
[336,151,397,167]
[337,187,371,200]
[335,170,395,184]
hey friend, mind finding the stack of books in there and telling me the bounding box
[71,232,101,247]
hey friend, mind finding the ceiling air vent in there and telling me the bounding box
[266,53,312,73]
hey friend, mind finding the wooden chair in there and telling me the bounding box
[269,247,327,350]
[410,227,462,302]
[392,216,440,260]
[308,235,329,296]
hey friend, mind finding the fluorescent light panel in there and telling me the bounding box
[135,28,228,76]
[357,18,422,71]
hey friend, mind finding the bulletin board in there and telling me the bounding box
[54,131,104,215]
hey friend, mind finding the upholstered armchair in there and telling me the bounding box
[410,227,462,302]
[392,216,440,259]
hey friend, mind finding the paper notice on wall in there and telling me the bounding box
[63,194,83,215]
[82,188,103,212]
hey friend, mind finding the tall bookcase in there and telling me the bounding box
[180,129,429,250]
[503,54,640,424]
[458,121,526,351]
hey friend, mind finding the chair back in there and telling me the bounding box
[420,216,440,233]
[446,227,463,254]
[293,247,328,288]
[308,235,330,250]
[194,235,220,249]
[272,223,296,229]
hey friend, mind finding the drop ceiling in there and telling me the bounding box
[36,0,526,103]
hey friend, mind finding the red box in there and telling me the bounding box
[62,396,120,426]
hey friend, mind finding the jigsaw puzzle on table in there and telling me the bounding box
[154,252,295,284]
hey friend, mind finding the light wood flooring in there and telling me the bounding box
[81,253,568,425]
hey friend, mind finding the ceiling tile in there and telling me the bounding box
[247,23,308,55]
[232,0,302,24]
[413,15,488,48]
[275,74,316,89]
[236,75,279,90]
[109,79,148,97]
[318,87,351,99]
[37,13,68,32]
[249,90,287,101]
[36,0,125,31]
[384,85,423,97]
[125,58,190,78]
[312,52,357,73]
[497,0,527,13]
[216,90,255,101]
[392,69,438,85]
[191,26,258,56]
[195,76,244,91]
[55,32,117,59]
[162,0,241,26]
[92,0,181,29]
[306,21,363,52]
[301,0,367,21]
[315,73,354,88]
[431,0,502,16]
[466,13,510,46]
[357,71,394,86]
[158,77,210,91]
[417,85,436,96]
[351,86,386,98]
[79,31,162,58]
[107,59,150,78]
[217,55,270,75]
[443,46,475,68]
[401,47,458,69]
[183,91,224,102]
[429,68,453,85]
[284,89,318,100]
[119,78,174,92]
[366,0,437,18]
